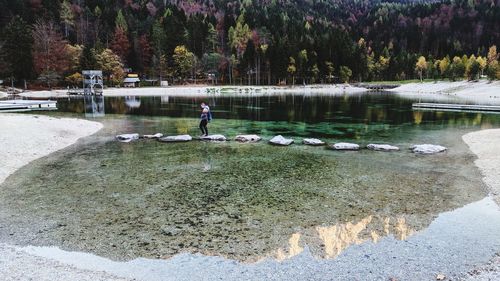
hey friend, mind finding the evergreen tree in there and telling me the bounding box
[2,16,34,84]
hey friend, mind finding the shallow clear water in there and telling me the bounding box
[1,92,500,265]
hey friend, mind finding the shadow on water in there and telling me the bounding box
[1,92,500,264]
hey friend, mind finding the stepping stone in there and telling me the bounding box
[201,134,227,141]
[235,134,261,142]
[142,133,163,139]
[116,133,139,143]
[367,144,400,151]
[269,135,294,146]
[411,144,447,154]
[158,135,193,142]
[330,142,360,150]
[303,138,325,146]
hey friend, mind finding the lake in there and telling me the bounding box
[1,91,499,279]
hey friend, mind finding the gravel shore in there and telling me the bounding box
[0,114,133,280]
[391,80,500,104]
[461,129,500,280]
[0,244,132,281]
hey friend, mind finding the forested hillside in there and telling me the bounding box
[0,0,499,87]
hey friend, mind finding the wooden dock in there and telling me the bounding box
[0,100,57,112]
[413,103,500,113]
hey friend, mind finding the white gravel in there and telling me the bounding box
[0,114,103,184]
[461,129,500,280]
[0,114,133,281]
[463,129,500,205]
[0,244,132,281]
[390,80,500,104]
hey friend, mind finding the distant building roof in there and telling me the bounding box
[124,77,140,83]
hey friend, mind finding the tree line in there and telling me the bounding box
[0,0,499,88]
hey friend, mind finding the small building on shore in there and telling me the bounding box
[123,74,140,88]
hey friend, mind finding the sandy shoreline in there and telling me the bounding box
[0,114,103,184]
[462,130,500,205]
[0,114,123,280]
[461,129,500,280]
[390,80,500,105]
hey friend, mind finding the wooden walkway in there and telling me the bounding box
[0,100,57,112]
[413,103,500,113]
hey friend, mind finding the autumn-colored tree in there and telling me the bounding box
[486,46,499,80]
[96,48,125,85]
[449,56,465,81]
[476,56,487,76]
[65,72,83,86]
[415,56,427,82]
[465,55,480,81]
[173,45,195,81]
[111,27,130,64]
[32,20,70,88]
[339,66,352,83]
[439,56,450,78]
[66,44,83,72]
[228,14,252,58]
[374,55,390,80]
[487,46,498,66]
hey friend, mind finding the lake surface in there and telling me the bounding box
[1,91,500,279]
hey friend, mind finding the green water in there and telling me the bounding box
[1,93,499,262]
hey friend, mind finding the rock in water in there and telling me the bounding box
[330,142,360,150]
[234,134,262,143]
[116,133,140,143]
[303,138,325,146]
[411,144,447,154]
[367,144,400,151]
[142,133,163,139]
[269,135,294,146]
[201,134,227,141]
[158,135,193,142]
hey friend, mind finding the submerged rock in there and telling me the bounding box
[201,134,227,141]
[367,144,400,151]
[158,135,193,142]
[269,135,294,146]
[142,133,164,139]
[411,144,447,154]
[234,134,261,143]
[303,138,325,146]
[330,142,360,150]
[116,133,140,143]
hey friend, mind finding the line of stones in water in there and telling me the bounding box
[116,133,447,154]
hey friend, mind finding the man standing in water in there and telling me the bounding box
[199,102,211,136]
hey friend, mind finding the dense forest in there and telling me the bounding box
[0,0,499,87]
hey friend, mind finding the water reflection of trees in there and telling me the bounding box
[57,96,500,132]
[274,215,421,261]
